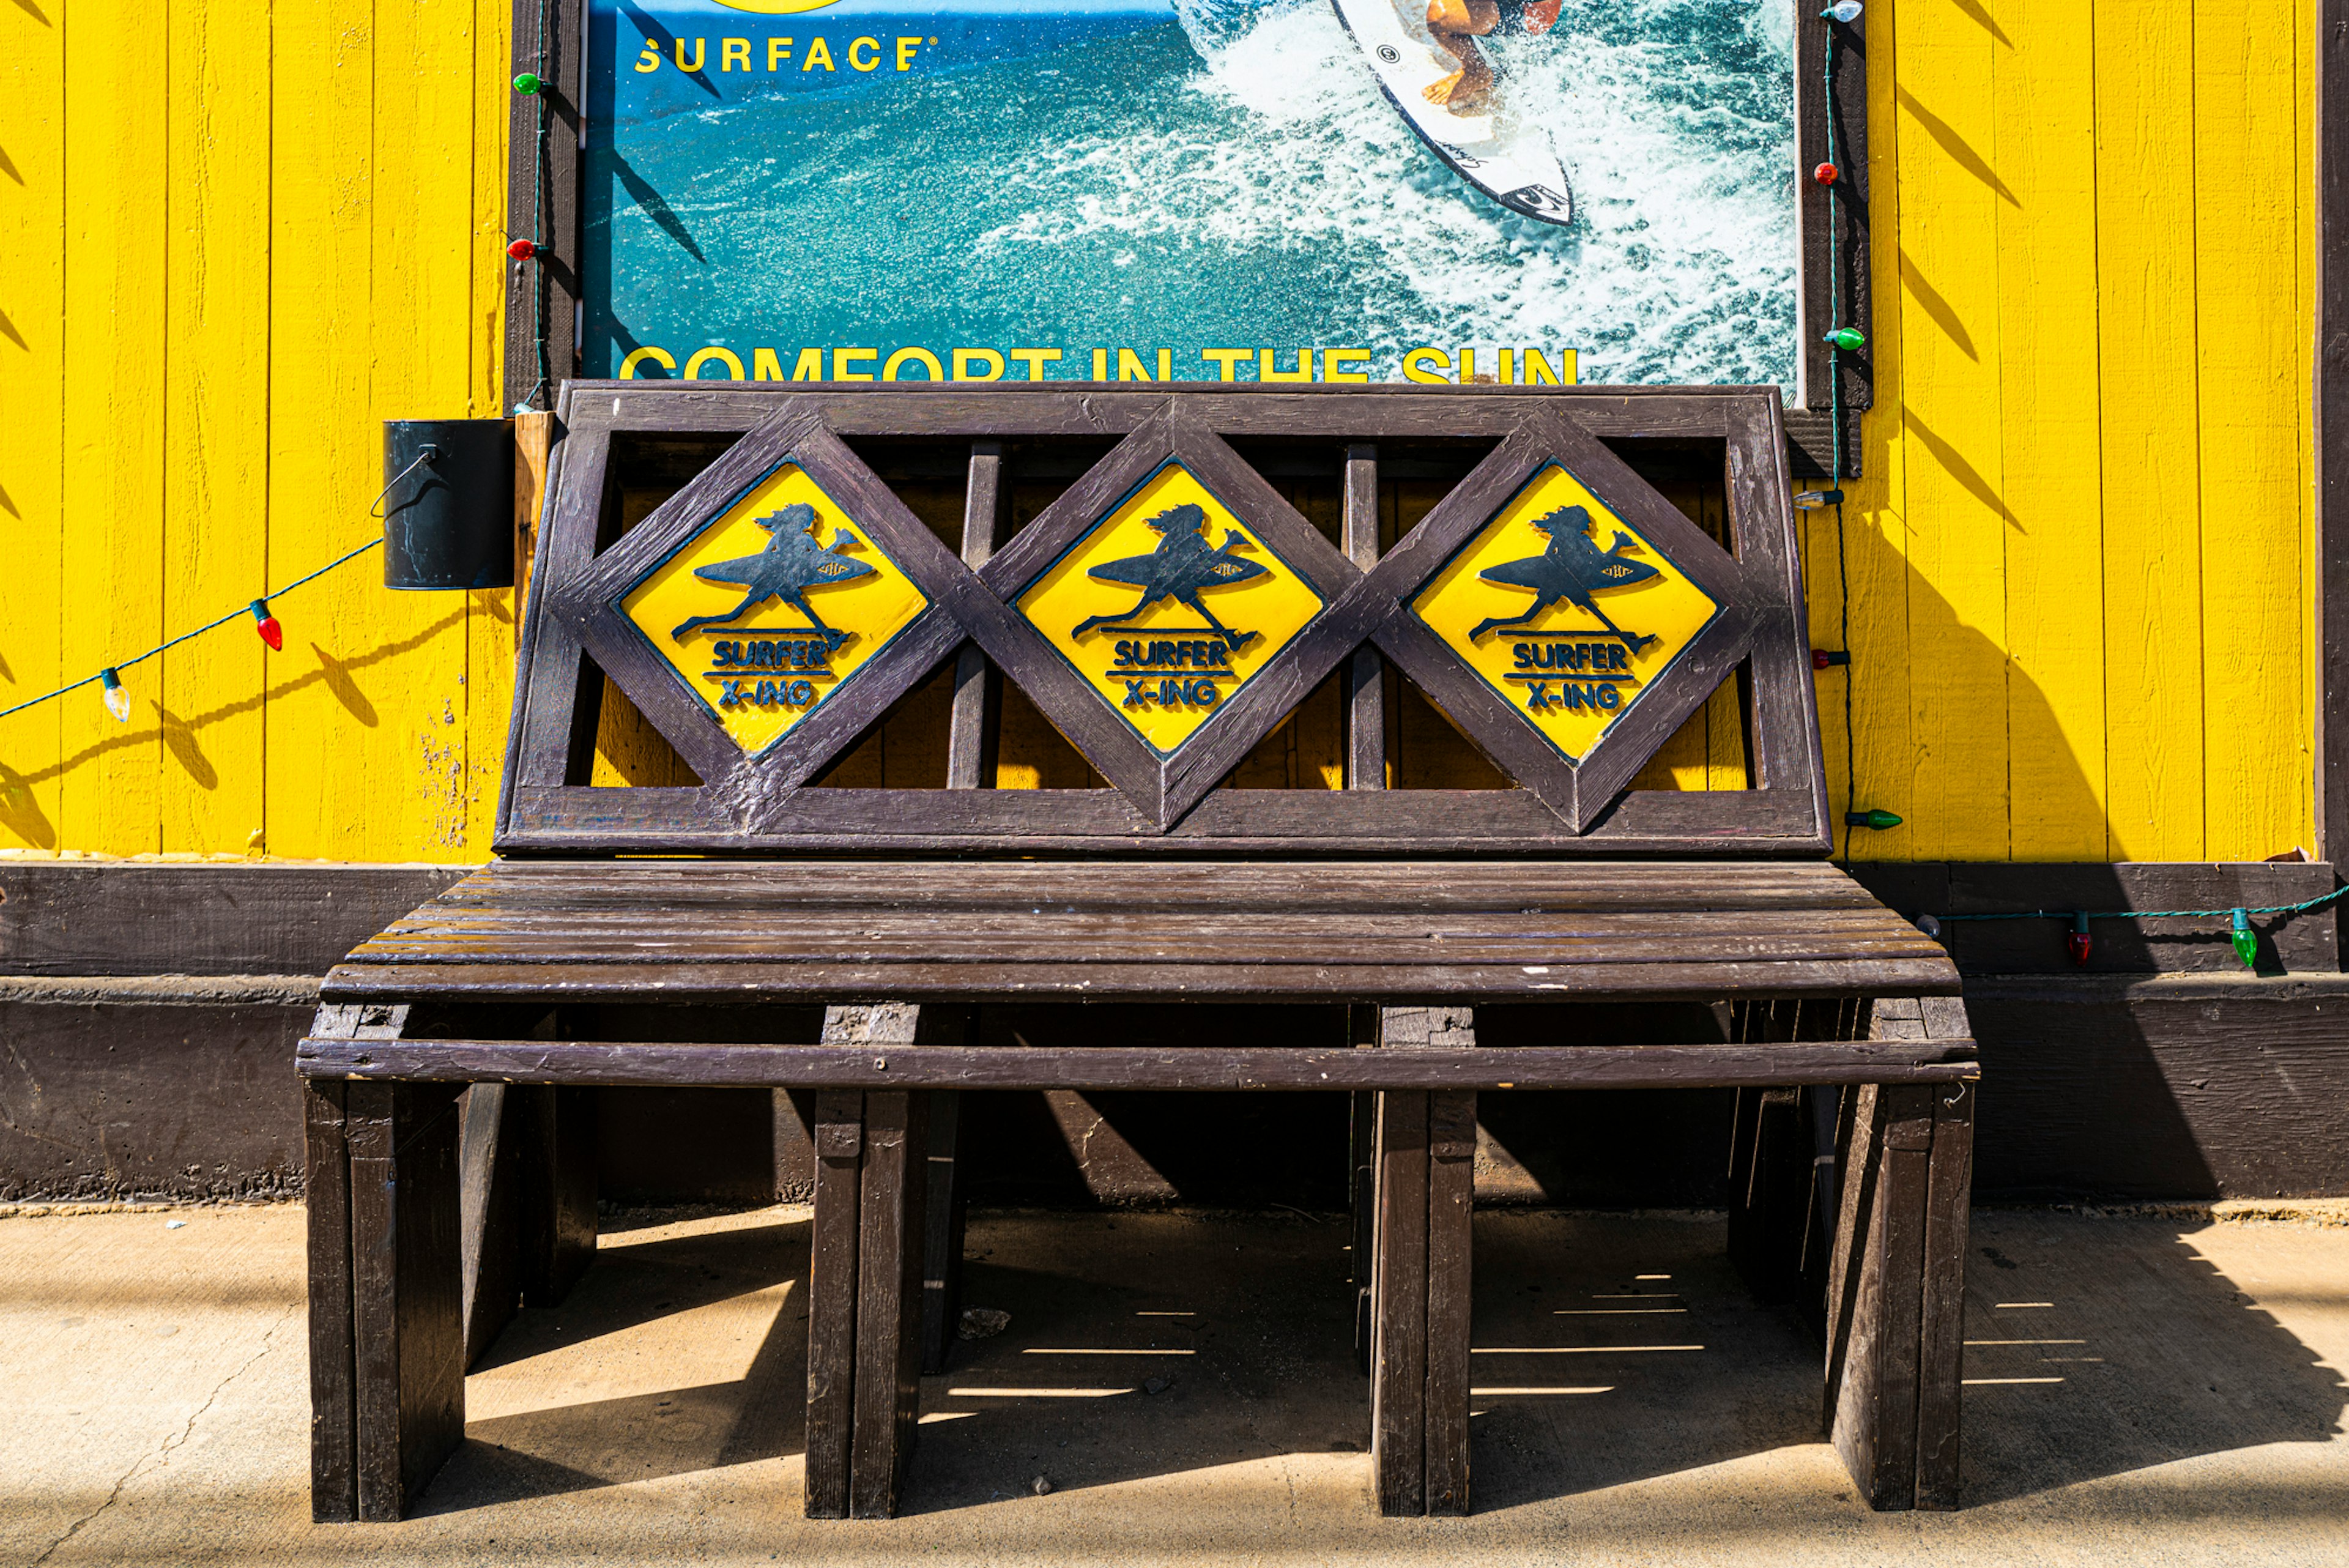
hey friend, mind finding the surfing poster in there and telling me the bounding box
[582,0,1797,387]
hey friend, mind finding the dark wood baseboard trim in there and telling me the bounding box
[1844,861,2340,975]
[0,864,470,978]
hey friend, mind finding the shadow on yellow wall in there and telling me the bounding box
[0,609,468,851]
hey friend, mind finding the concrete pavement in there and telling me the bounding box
[2,1203,2343,1566]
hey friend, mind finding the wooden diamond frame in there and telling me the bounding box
[970,410,1362,829]
[497,384,1831,857]
[1322,411,1764,831]
[551,402,971,828]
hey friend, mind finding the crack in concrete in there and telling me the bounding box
[31,1301,299,1566]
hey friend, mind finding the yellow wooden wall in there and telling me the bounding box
[0,0,518,860]
[1808,0,2318,862]
[0,0,2322,863]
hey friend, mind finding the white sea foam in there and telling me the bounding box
[974,0,1795,384]
[595,0,1794,385]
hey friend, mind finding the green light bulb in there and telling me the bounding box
[2230,908,2257,969]
[513,72,544,95]
[1824,327,1866,352]
[1844,808,1902,830]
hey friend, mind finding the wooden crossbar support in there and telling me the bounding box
[298,1038,1978,1090]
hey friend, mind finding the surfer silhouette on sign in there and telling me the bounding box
[1423,0,1562,110]
[1072,502,1268,650]
[1468,502,1661,650]
[669,501,875,649]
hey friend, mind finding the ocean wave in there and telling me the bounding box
[974,0,1795,382]
[592,0,1795,387]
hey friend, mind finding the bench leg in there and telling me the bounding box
[1371,1088,1427,1515]
[1349,1088,1376,1376]
[805,1089,863,1520]
[457,1082,596,1368]
[1370,1005,1476,1517]
[1727,1000,1862,1322]
[515,1084,598,1307]
[348,1079,467,1522]
[1348,1005,1377,1377]
[805,1003,967,1519]
[920,1088,967,1376]
[458,1084,520,1370]
[1824,1079,1975,1510]
[1726,1087,1809,1304]
[307,1079,358,1523]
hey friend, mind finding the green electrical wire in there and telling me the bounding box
[1821,21,1858,860]
[0,538,384,724]
[1934,883,2349,927]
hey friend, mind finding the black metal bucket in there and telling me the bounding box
[380,420,516,590]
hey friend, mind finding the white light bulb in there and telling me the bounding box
[100,670,130,722]
[1823,2,1862,21]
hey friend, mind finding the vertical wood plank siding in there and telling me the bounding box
[0,0,521,861]
[0,1,2323,863]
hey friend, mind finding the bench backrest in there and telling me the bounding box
[497,384,1827,858]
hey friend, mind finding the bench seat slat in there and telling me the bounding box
[297,1039,1980,1091]
[369,908,1918,942]
[348,936,1943,968]
[420,860,1882,913]
[322,956,1961,1003]
[321,860,1958,1003]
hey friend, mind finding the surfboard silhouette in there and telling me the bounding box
[1468,503,1659,648]
[670,502,875,649]
[1072,502,1269,650]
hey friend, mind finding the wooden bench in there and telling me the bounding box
[301,384,1974,1524]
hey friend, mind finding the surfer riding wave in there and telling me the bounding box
[1423,0,1560,110]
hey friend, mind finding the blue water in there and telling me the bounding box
[583,0,1796,387]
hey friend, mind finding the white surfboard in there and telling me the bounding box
[1329,0,1572,226]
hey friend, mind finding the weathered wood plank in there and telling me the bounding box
[1915,1079,1975,1509]
[920,1088,967,1377]
[457,1082,519,1369]
[1343,444,1386,791]
[349,1080,465,1522]
[502,778,1831,853]
[514,1083,597,1307]
[304,1077,357,1523]
[299,1038,1977,1090]
[321,956,1963,1006]
[1423,1087,1475,1516]
[1370,1087,1428,1517]
[0,863,469,977]
[850,1087,928,1518]
[943,442,1006,792]
[1830,1083,1933,1510]
[370,855,1894,912]
[803,1087,863,1520]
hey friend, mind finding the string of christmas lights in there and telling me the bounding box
[509,0,556,415]
[1923,885,2349,972]
[1795,2,1886,852]
[0,448,439,725]
[0,537,384,726]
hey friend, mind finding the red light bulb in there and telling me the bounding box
[507,238,540,261]
[2069,913,2092,967]
[1814,162,1839,185]
[250,598,283,651]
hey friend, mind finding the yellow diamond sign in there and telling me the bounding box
[618,461,930,757]
[1015,461,1326,755]
[1411,463,1722,764]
